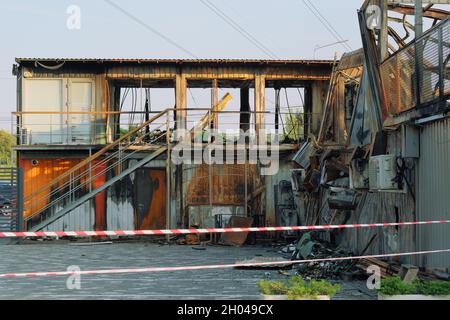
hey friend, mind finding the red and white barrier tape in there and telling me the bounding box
[2,219,450,238]
[0,249,449,278]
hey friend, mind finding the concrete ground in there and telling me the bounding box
[0,242,377,300]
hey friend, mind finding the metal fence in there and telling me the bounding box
[12,109,314,146]
[0,167,22,232]
[380,18,450,115]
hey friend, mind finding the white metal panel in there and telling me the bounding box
[43,200,95,231]
[23,79,64,144]
[106,189,135,230]
[68,80,94,144]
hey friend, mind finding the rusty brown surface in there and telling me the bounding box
[19,156,109,223]
[93,162,107,231]
[185,164,256,206]
[221,216,253,246]
[133,168,166,230]
[20,157,83,218]
[379,47,416,116]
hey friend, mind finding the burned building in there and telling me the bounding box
[293,1,450,271]
[5,0,450,275]
[11,58,333,233]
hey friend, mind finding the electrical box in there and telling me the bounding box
[328,187,358,210]
[401,125,419,158]
[369,155,398,190]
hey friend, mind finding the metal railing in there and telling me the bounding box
[23,109,172,230]
[0,167,22,232]
[18,106,315,229]
[380,18,450,115]
[12,109,317,147]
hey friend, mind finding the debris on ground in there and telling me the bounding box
[220,216,253,246]
[177,234,200,245]
[357,258,439,280]
[433,270,450,281]
[275,233,364,280]
[399,264,419,283]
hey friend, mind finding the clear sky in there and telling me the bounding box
[0,0,365,129]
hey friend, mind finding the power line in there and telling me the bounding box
[201,0,279,59]
[103,0,198,58]
[199,0,279,59]
[302,0,352,52]
[305,0,352,49]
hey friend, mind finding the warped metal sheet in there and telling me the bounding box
[349,64,382,146]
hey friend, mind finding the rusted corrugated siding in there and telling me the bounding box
[336,191,415,258]
[42,202,94,231]
[185,164,255,206]
[416,117,450,269]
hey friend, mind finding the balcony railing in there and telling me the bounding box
[380,18,450,115]
[12,109,318,147]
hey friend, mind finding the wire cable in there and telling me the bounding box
[103,0,198,58]
[199,0,279,59]
[302,0,352,52]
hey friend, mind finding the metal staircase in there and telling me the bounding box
[23,93,233,231]
[24,109,171,231]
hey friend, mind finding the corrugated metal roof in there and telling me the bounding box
[335,49,364,71]
[15,57,335,65]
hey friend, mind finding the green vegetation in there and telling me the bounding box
[379,276,450,296]
[0,130,14,167]
[258,280,289,295]
[283,110,304,142]
[258,275,340,300]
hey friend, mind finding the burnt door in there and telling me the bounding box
[133,168,166,230]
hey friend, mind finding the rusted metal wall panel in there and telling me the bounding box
[20,157,84,219]
[133,168,166,230]
[20,156,106,231]
[416,116,450,269]
[335,49,364,71]
[21,156,168,231]
[184,164,254,206]
[188,205,245,228]
[106,66,332,81]
[106,160,168,230]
